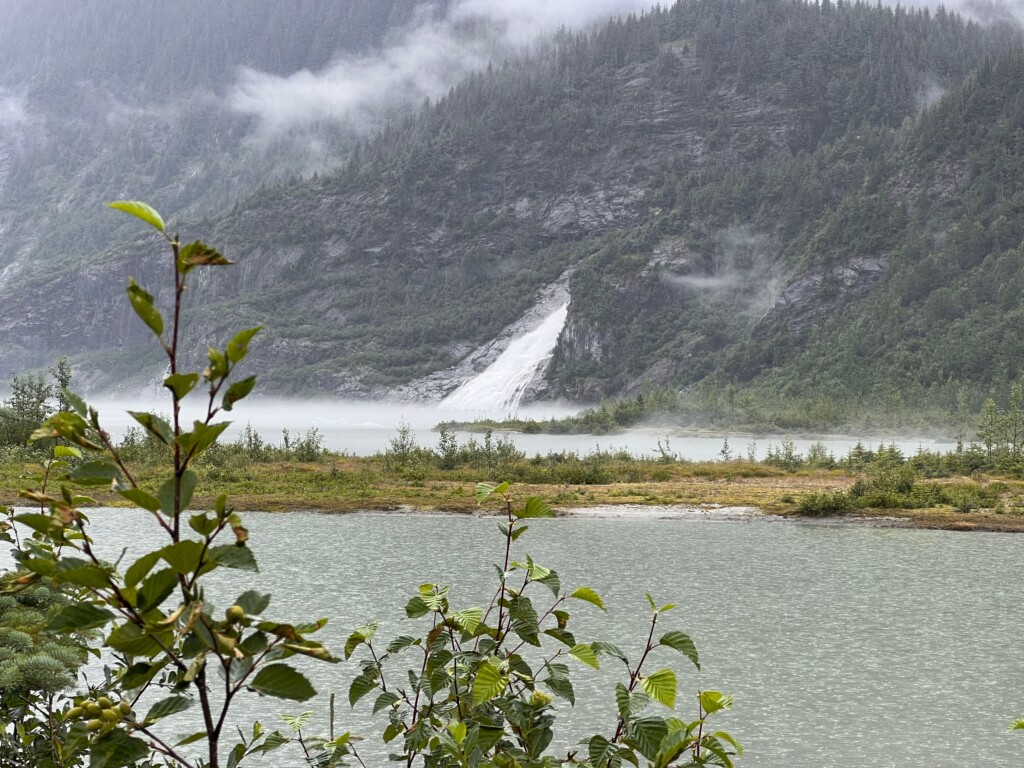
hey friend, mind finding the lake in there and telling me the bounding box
[9,508,1020,767]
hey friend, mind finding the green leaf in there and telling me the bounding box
[161,540,205,574]
[569,644,600,669]
[53,445,82,459]
[128,411,173,445]
[125,551,161,588]
[178,240,233,273]
[164,372,199,400]
[344,622,378,660]
[508,594,541,647]
[90,729,150,768]
[62,388,88,418]
[1011,718,1024,731]
[659,631,700,670]
[387,635,419,653]
[54,561,111,589]
[699,690,733,715]
[471,658,507,706]
[226,327,262,363]
[108,200,165,232]
[543,627,576,648]
[236,590,271,616]
[373,691,400,714]
[157,470,199,516]
[628,717,668,762]
[541,662,574,705]
[138,568,179,611]
[249,664,316,701]
[518,496,554,519]
[177,421,230,460]
[594,641,629,664]
[107,622,171,658]
[615,683,651,719]
[47,603,116,632]
[588,735,618,768]
[144,696,192,724]
[348,672,377,707]
[68,460,122,487]
[126,278,164,338]
[117,488,162,513]
[475,482,498,503]
[208,544,257,571]
[571,586,605,612]
[453,607,484,634]
[223,375,257,411]
[640,669,677,709]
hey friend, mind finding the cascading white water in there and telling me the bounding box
[441,303,569,413]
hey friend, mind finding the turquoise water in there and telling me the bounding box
[6,509,1022,766]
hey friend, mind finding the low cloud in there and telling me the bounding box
[0,90,28,127]
[228,0,655,133]
[662,226,784,315]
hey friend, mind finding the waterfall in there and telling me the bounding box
[441,303,569,414]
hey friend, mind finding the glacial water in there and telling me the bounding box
[8,509,1021,768]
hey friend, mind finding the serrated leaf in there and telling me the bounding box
[472,658,507,706]
[453,607,484,634]
[659,631,700,670]
[68,460,121,487]
[126,278,164,337]
[144,696,192,724]
[249,664,316,701]
[699,690,733,715]
[571,586,605,611]
[628,717,668,762]
[178,240,233,273]
[138,568,179,611]
[226,327,262,363]
[128,411,173,445]
[542,662,574,705]
[475,483,497,503]
[236,590,271,616]
[640,669,677,709]
[594,641,629,664]
[53,445,82,459]
[118,488,162,513]
[569,643,600,669]
[348,672,377,707]
[90,729,150,768]
[615,683,651,719]
[108,200,165,232]
[518,497,554,519]
[47,602,115,632]
[589,735,618,768]
[164,372,199,400]
[373,691,400,714]
[160,540,205,574]
[125,551,161,588]
[223,375,257,411]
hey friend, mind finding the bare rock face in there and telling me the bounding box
[755,256,889,336]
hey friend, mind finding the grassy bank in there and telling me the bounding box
[5,433,1024,532]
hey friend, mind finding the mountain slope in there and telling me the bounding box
[0,0,1021,416]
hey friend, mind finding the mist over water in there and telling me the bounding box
[87,397,955,460]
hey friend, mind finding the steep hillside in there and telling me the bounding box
[0,0,1021,416]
